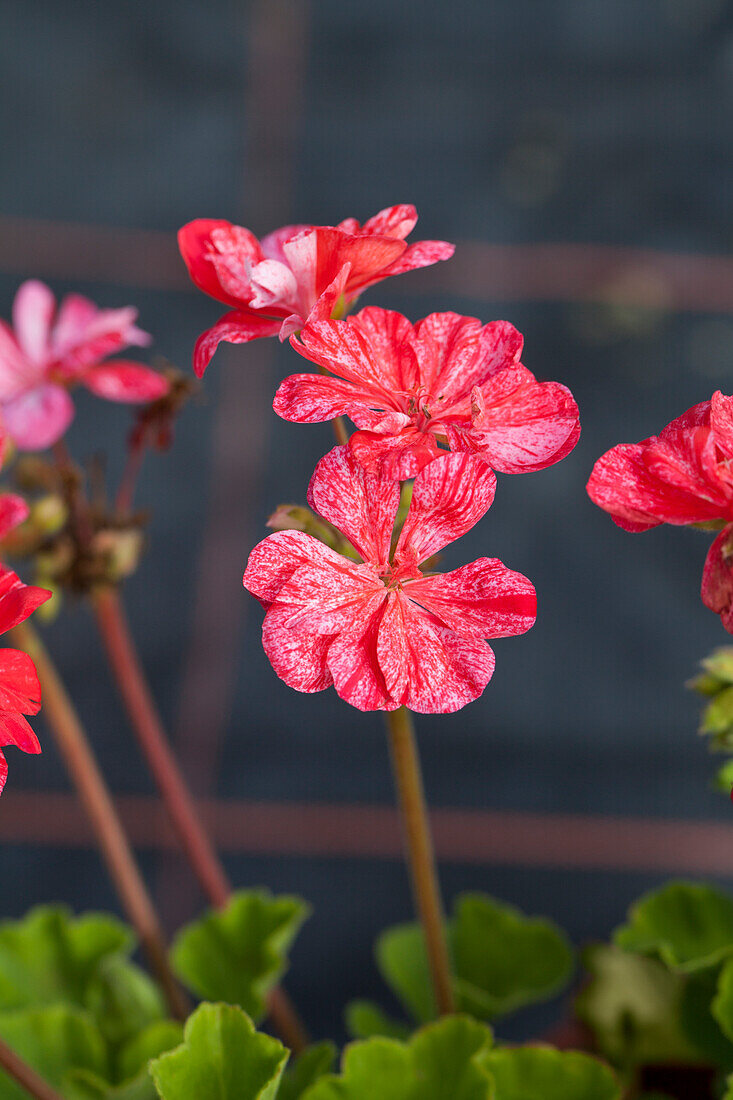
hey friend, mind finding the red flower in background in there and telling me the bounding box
[178,205,455,377]
[587,390,733,631]
[0,281,170,451]
[276,308,580,478]
[0,567,51,792]
[243,447,536,714]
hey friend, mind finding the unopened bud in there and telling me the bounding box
[31,494,68,536]
[93,528,144,582]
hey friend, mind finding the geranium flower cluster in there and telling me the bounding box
[588,390,733,633]
[181,204,581,712]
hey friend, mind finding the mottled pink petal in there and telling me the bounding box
[273,373,372,424]
[193,312,282,377]
[377,591,495,714]
[396,452,497,565]
[261,604,333,693]
[0,649,41,717]
[375,238,455,281]
[711,391,733,460]
[410,312,485,399]
[361,204,418,239]
[50,301,150,372]
[178,219,259,307]
[326,606,396,711]
[405,558,536,640]
[0,711,40,753]
[243,530,352,605]
[660,400,711,437]
[270,562,384,634]
[0,321,35,399]
[2,384,74,451]
[295,308,418,393]
[0,568,51,634]
[0,495,29,541]
[349,427,441,479]
[260,224,309,263]
[307,446,400,568]
[301,264,352,329]
[12,281,54,364]
[702,524,733,633]
[248,259,300,313]
[312,228,406,299]
[207,224,267,304]
[83,362,170,403]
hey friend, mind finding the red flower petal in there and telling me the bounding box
[295,308,418,393]
[0,649,41,716]
[405,558,537,639]
[360,204,418,239]
[243,530,351,605]
[193,312,282,377]
[307,445,400,568]
[702,523,733,633]
[271,562,384,635]
[376,238,455,279]
[410,312,485,399]
[349,428,441,479]
[396,452,497,565]
[326,606,396,712]
[50,300,149,373]
[0,710,41,753]
[273,373,367,424]
[311,228,406,298]
[711,391,733,459]
[12,281,55,365]
[83,362,170,403]
[2,384,75,451]
[178,219,262,308]
[377,591,496,713]
[261,604,333,694]
[0,494,29,541]
[0,321,35,398]
[0,568,52,635]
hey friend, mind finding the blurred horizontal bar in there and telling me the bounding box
[2,215,733,312]
[1,791,730,874]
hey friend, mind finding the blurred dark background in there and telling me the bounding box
[2,0,733,1043]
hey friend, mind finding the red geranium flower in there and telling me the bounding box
[243,447,536,713]
[587,390,733,631]
[178,205,455,378]
[0,281,170,451]
[0,567,51,792]
[276,308,580,478]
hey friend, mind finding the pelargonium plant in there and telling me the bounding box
[0,204,730,1100]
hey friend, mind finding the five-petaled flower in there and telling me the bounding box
[0,566,51,792]
[243,446,536,713]
[0,280,170,451]
[177,205,455,378]
[277,307,580,478]
[587,390,733,632]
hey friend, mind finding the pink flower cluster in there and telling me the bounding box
[180,204,581,712]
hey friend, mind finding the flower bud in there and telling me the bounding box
[93,528,145,582]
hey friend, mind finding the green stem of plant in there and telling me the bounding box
[10,621,189,1021]
[385,706,455,1016]
[89,584,309,1054]
[0,1034,63,1100]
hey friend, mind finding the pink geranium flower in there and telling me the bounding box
[243,447,536,713]
[0,281,170,450]
[0,566,51,792]
[587,390,733,631]
[178,205,455,378]
[276,308,580,478]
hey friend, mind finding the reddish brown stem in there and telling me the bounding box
[115,438,146,516]
[386,707,455,1016]
[90,584,308,1052]
[0,1034,64,1100]
[10,621,188,1021]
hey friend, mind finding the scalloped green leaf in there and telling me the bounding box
[482,1046,621,1100]
[614,882,733,972]
[302,1016,494,1100]
[150,1003,287,1100]
[344,1001,411,1041]
[680,967,733,1068]
[277,1043,336,1100]
[725,1074,733,1100]
[87,957,166,1052]
[575,944,699,1067]
[0,906,133,1012]
[375,893,573,1030]
[0,1005,108,1100]
[65,1069,157,1100]
[117,1021,184,1084]
[171,890,309,1022]
[714,957,733,1043]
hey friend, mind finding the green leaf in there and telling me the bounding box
[344,1001,411,1041]
[714,957,733,1043]
[0,906,133,1011]
[724,1074,733,1100]
[375,893,573,1028]
[681,967,733,1068]
[117,1021,184,1084]
[482,1046,621,1100]
[0,1005,107,1100]
[65,1069,157,1100]
[171,890,309,1022]
[302,1016,494,1100]
[451,893,573,1017]
[575,944,699,1067]
[614,882,733,971]
[276,1043,336,1100]
[150,1003,288,1100]
[86,957,166,1052]
[715,759,733,795]
[700,686,733,744]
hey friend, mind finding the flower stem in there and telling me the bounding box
[0,1035,63,1100]
[385,706,455,1016]
[89,584,309,1053]
[332,416,349,445]
[10,621,189,1022]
